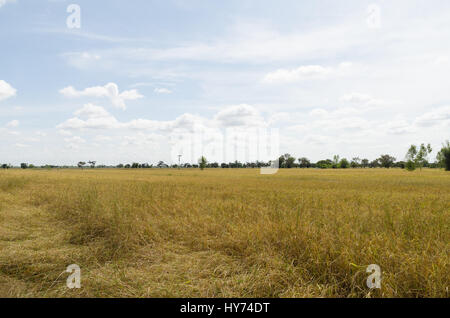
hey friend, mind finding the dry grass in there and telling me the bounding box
[0,168,448,298]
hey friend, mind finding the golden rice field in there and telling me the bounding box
[0,168,448,298]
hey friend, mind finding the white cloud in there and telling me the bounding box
[59,83,143,109]
[57,104,267,134]
[309,108,329,117]
[58,129,72,136]
[64,136,86,144]
[414,106,450,127]
[382,119,416,135]
[6,119,19,128]
[339,93,395,110]
[0,0,15,9]
[154,88,172,94]
[35,131,47,137]
[57,104,120,130]
[340,93,373,104]
[74,103,112,119]
[214,104,266,127]
[94,135,112,142]
[263,65,331,83]
[0,80,16,102]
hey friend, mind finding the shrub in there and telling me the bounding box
[405,160,416,171]
[437,141,450,171]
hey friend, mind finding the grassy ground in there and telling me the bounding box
[0,168,448,298]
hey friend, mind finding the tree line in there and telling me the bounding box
[3,141,450,171]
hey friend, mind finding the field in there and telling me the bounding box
[0,168,448,298]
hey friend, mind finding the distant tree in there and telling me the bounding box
[279,154,296,168]
[116,164,124,168]
[131,162,140,168]
[28,164,35,169]
[394,161,406,169]
[199,156,207,170]
[406,143,432,170]
[157,161,167,168]
[316,159,332,169]
[339,158,349,168]
[221,163,229,168]
[298,157,311,168]
[77,161,86,169]
[405,160,416,171]
[361,159,370,168]
[210,162,219,168]
[332,155,340,168]
[351,157,361,168]
[124,164,131,168]
[278,155,285,168]
[1,164,10,169]
[20,163,28,169]
[229,160,242,168]
[416,144,432,170]
[88,161,96,168]
[378,154,396,168]
[436,140,450,171]
[369,159,380,168]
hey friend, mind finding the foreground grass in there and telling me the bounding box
[0,168,448,297]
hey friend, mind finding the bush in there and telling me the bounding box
[405,160,416,171]
[339,158,349,169]
[437,141,450,171]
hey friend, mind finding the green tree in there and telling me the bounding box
[339,158,349,168]
[199,156,207,170]
[316,159,332,169]
[416,143,432,170]
[351,157,361,168]
[361,159,369,168]
[298,157,311,168]
[405,160,416,171]
[77,161,86,169]
[378,154,396,168]
[406,143,432,170]
[20,163,28,169]
[436,140,450,171]
[331,155,340,168]
[131,162,140,168]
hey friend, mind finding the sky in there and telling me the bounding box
[0,0,449,165]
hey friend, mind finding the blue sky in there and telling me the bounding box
[1,0,449,165]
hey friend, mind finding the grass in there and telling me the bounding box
[0,168,448,298]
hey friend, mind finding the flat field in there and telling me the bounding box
[0,168,448,297]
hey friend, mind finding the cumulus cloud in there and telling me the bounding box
[263,65,331,83]
[214,104,266,127]
[262,62,354,84]
[339,93,394,110]
[414,106,450,127]
[0,0,15,9]
[6,119,19,127]
[59,83,143,109]
[340,93,372,104]
[154,88,172,94]
[64,136,86,144]
[57,104,120,130]
[57,104,267,133]
[0,80,16,102]
[382,119,416,135]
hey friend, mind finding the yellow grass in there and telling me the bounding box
[0,168,448,297]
